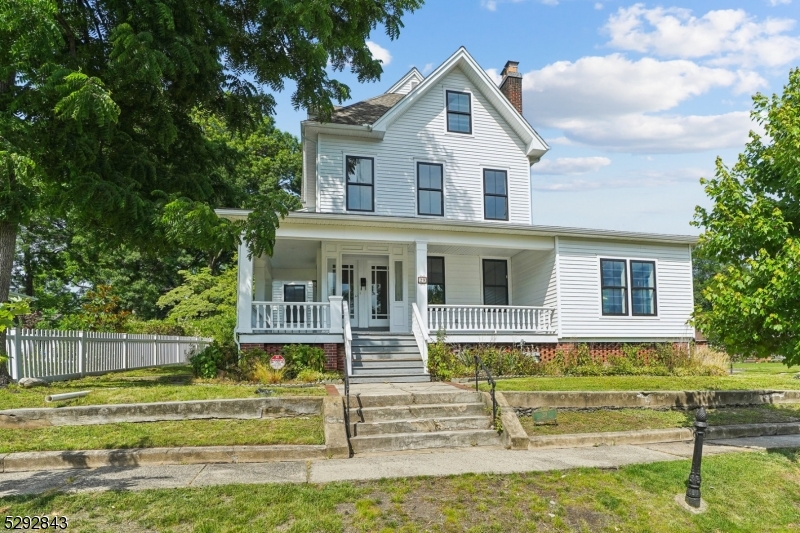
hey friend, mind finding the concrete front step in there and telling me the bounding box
[347,391,484,408]
[353,353,423,362]
[352,415,492,436]
[349,429,502,453]
[349,374,431,384]
[352,345,420,353]
[351,402,487,422]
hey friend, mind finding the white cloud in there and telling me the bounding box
[481,0,497,10]
[532,167,710,192]
[520,54,760,153]
[533,156,611,175]
[485,68,503,85]
[604,4,800,68]
[547,136,573,146]
[366,41,392,65]
[769,0,791,5]
[541,0,559,5]
[422,63,434,75]
[595,3,603,9]
[557,111,753,153]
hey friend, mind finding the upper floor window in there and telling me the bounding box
[483,169,508,220]
[346,156,374,212]
[600,259,627,316]
[631,261,657,316]
[418,163,444,216]
[446,91,471,134]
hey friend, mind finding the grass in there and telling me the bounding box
[0,366,327,410]
[0,416,324,453]
[1,450,799,531]
[488,362,800,392]
[520,404,800,436]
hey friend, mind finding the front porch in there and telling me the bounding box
[236,237,558,344]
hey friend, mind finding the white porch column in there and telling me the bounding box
[236,239,254,334]
[415,241,428,332]
[329,296,343,333]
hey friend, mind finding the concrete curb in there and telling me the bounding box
[493,392,528,450]
[323,396,350,458]
[527,421,800,450]
[505,389,800,411]
[0,397,323,428]
[0,445,327,473]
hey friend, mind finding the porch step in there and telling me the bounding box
[349,374,431,384]
[349,429,501,453]
[352,416,492,436]
[353,359,425,370]
[350,402,487,422]
[346,390,483,408]
[352,344,420,354]
[353,351,421,361]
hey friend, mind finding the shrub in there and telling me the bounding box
[282,344,326,375]
[427,331,468,380]
[251,361,285,384]
[296,369,327,383]
[190,342,227,378]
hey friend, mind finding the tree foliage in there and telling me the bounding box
[693,68,800,365]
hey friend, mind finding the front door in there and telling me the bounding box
[344,256,389,329]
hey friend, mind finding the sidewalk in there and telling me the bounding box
[2,434,798,498]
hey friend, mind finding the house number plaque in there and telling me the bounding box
[417,276,428,284]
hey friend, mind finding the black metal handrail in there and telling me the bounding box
[474,355,498,425]
[343,367,352,456]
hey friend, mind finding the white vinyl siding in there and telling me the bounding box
[316,68,531,224]
[557,239,694,340]
[511,249,558,331]
[392,78,421,95]
[271,280,315,303]
[302,138,317,210]
[442,255,482,304]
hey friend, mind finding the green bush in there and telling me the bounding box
[282,344,326,375]
[190,342,228,378]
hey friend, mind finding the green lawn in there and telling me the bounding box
[520,404,800,436]
[1,450,799,532]
[1,366,327,410]
[489,364,800,392]
[0,416,324,453]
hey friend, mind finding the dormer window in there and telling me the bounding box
[446,91,471,134]
[346,156,374,212]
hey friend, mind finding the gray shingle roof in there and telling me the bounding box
[328,93,405,125]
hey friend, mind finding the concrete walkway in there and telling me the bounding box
[2,434,798,498]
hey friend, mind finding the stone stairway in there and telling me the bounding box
[346,384,502,453]
[350,333,429,384]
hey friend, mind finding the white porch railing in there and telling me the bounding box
[411,303,430,374]
[427,305,556,334]
[5,329,211,381]
[252,302,332,332]
[343,301,353,377]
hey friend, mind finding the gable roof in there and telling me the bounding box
[386,67,425,94]
[373,47,549,162]
[328,93,405,125]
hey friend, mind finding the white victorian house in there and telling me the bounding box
[218,48,696,383]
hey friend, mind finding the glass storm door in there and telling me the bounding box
[369,264,389,328]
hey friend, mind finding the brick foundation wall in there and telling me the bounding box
[449,342,687,364]
[240,343,344,372]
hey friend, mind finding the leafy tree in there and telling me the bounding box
[60,284,131,332]
[0,0,421,375]
[693,68,800,365]
[156,265,237,344]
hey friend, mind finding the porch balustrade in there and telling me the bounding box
[251,302,333,332]
[427,305,555,334]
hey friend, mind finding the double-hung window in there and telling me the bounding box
[418,163,444,216]
[427,257,446,304]
[346,156,374,212]
[630,261,657,316]
[600,259,658,316]
[600,259,627,315]
[484,169,508,220]
[446,91,471,134]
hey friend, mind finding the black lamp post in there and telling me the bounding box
[685,406,708,508]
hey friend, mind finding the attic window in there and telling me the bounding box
[410,81,419,90]
[446,91,471,134]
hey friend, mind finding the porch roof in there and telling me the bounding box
[215,209,699,245]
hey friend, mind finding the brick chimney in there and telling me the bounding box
[499,60,522,114]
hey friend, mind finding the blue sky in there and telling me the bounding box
[270,1,800,235]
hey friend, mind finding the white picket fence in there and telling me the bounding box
[4,329,212,381]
